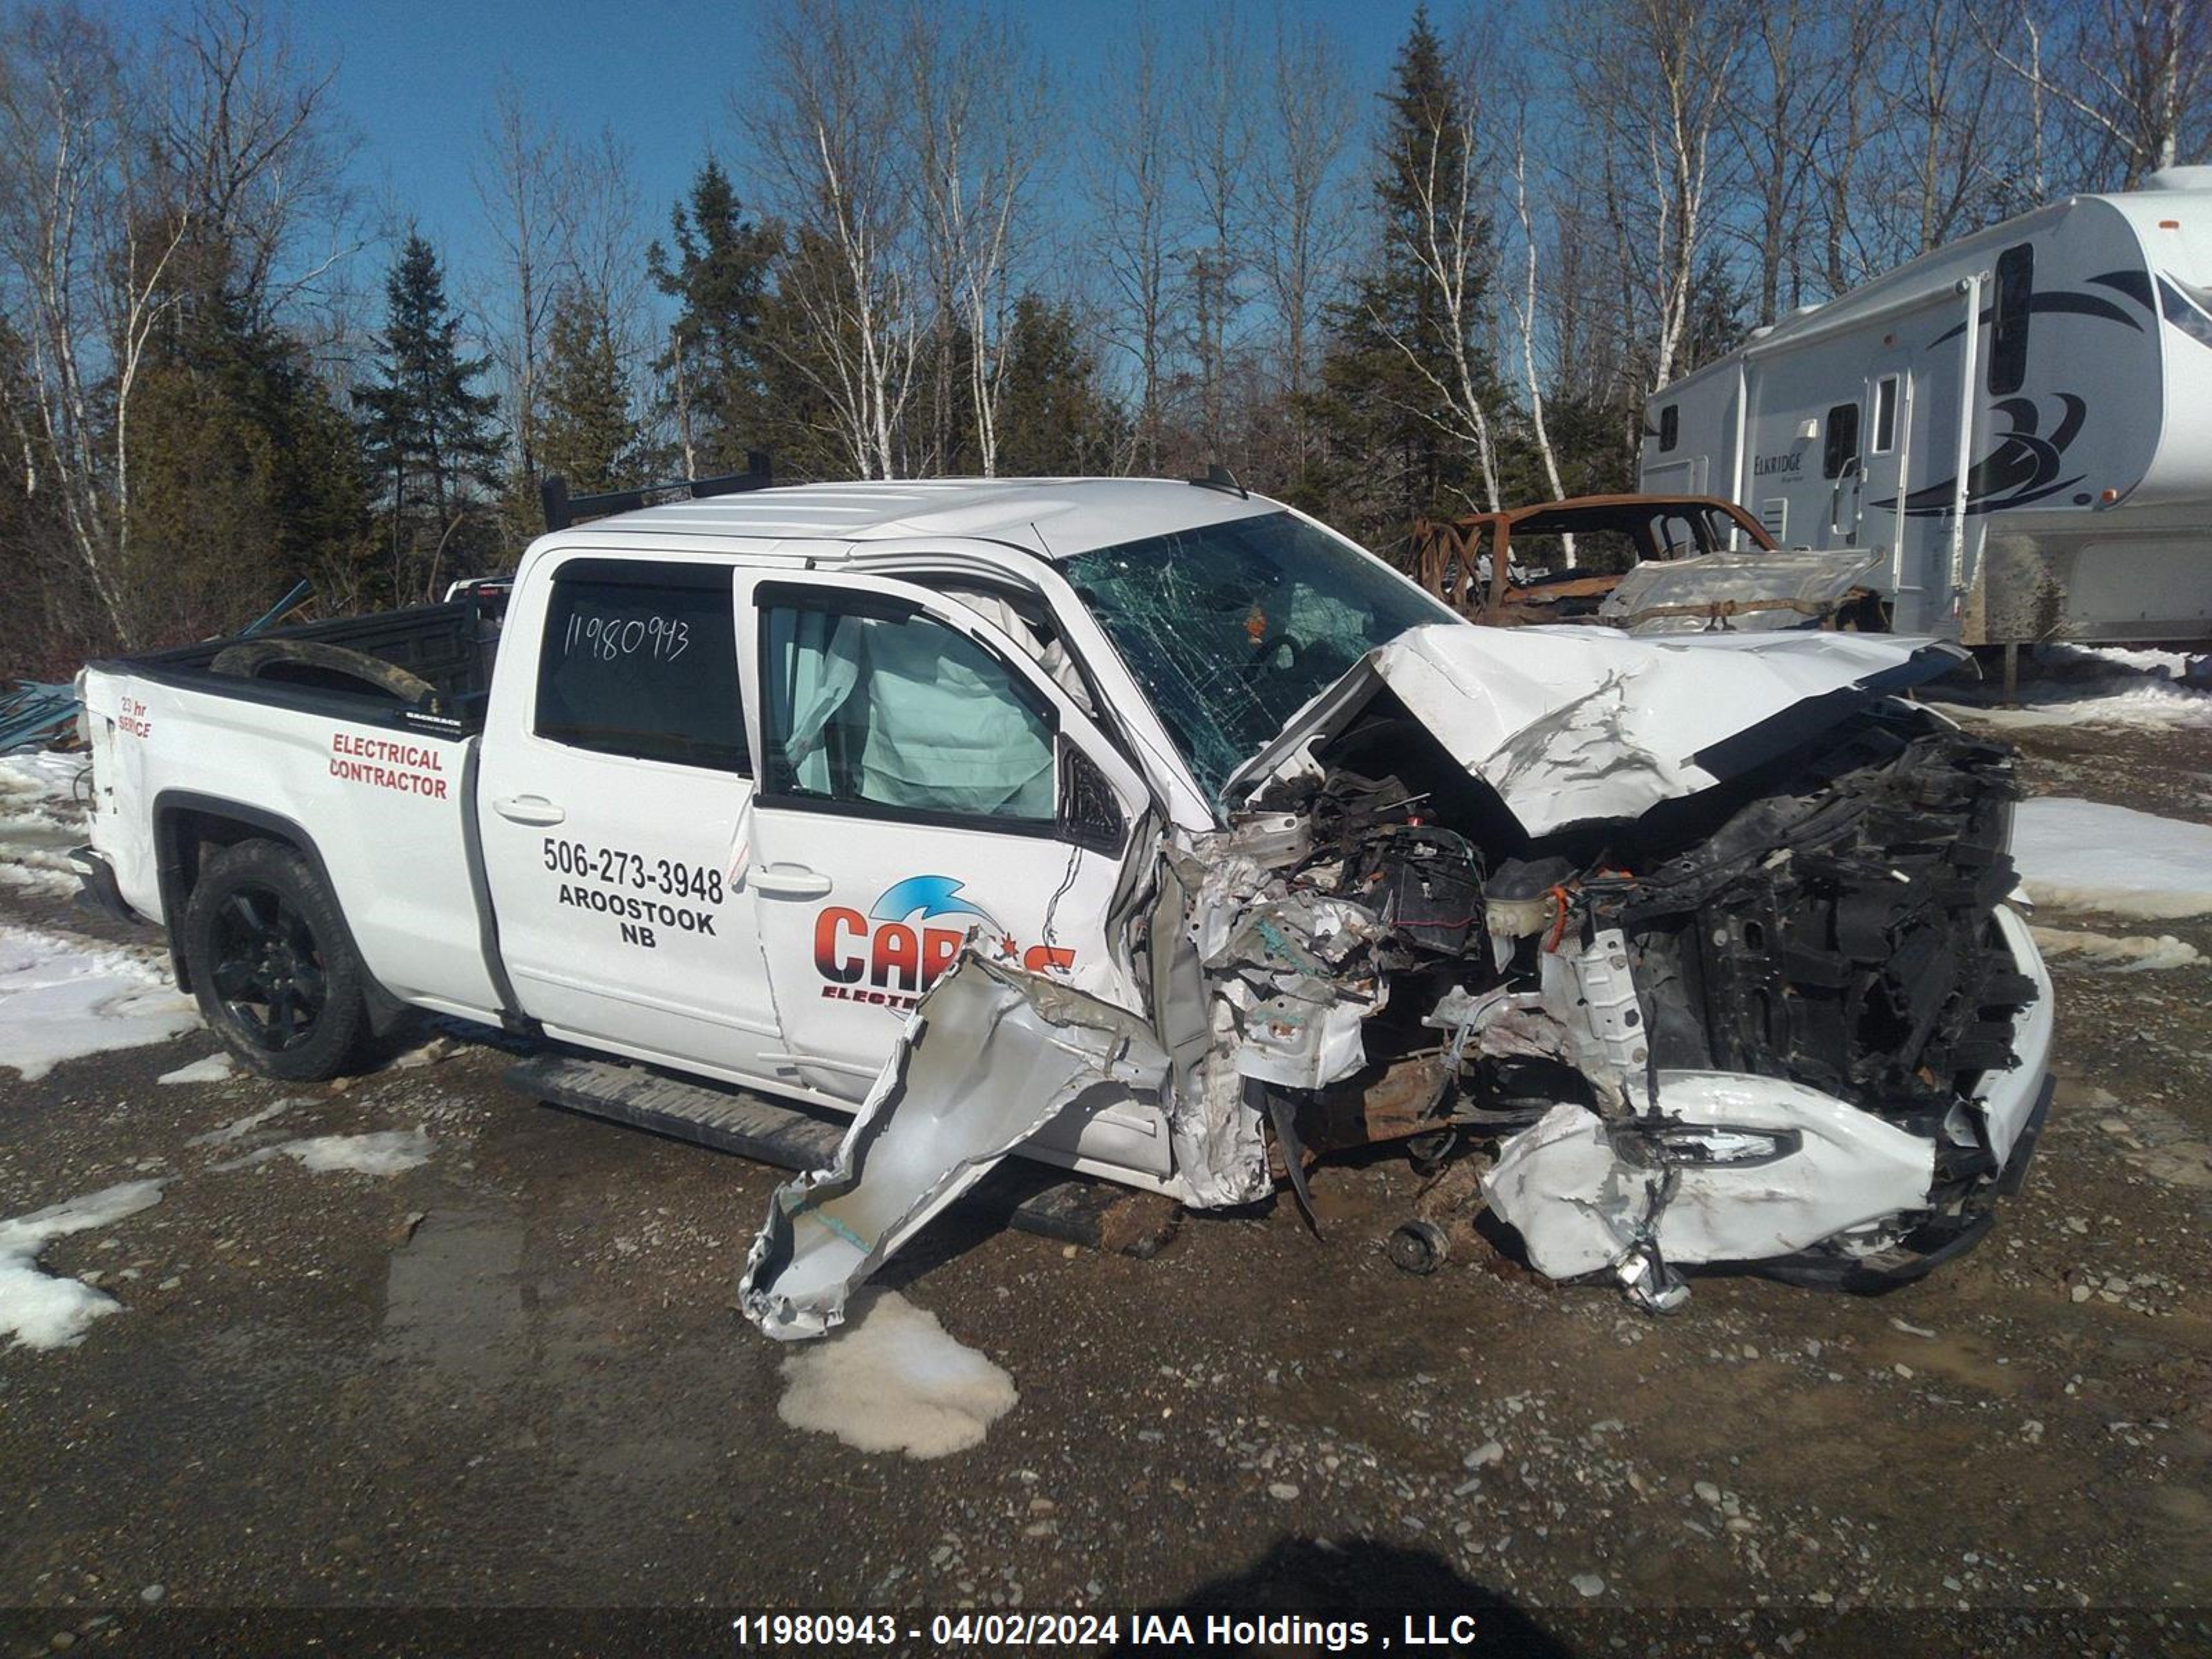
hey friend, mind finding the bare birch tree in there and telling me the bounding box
[473,82,563,495]
[1253,12,1356,474]
[1990,0,2212,188]
[1085,11,1176,471]
[906,3,1048,476]
[741,0,919,478]
[1374,19,1505,512]
[1177,3,1255,459]
[0,9,190,648]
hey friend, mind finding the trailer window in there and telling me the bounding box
[535,560,747,773]
[1989,243,2034,396]
[1872,376,1899,454]
[1822,402,1861,480]
[1658,403,1679,453]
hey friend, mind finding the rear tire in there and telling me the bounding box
[181,839,371,1081]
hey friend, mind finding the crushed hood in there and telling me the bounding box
[1226,624,1967,838]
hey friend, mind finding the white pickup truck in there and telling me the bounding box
[73,476,2053,1332]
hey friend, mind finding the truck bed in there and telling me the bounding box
[113,598,500,735]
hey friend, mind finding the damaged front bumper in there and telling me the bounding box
[1484,906,2054,1305]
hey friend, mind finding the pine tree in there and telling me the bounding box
[994,295,1123,476]
[537,285,637,496]
[1309,8,1506,550]
[355,233,502,599]
[647,158,778,476]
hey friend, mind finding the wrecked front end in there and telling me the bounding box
[742,625,2054,1333]
[1213,626,2054,1306]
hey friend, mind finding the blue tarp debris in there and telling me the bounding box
[0,681,79,751]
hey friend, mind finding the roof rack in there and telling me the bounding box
[1188,462,1248,499]
[541,451,774,532]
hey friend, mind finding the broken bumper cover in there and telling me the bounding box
[1483,905,2054,1295]
[740,953,1170,1340]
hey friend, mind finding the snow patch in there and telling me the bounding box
[188,1096,303,1147]
[0,1178,165,1350]
[277,1128,431,1176]
[2028,926,2203,973]
[775,1290,1017,1459]
[0,753,90,893]
[2014,799,2212,919]
[0,924,200,1080]
[159,1051,236,1085]
[1938,645,2212,731]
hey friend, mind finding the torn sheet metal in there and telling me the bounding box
[1226,623,1967,836]
[1597,549,1883,634]
[740,953,1168,1340]
[1482,1074,1939,1285]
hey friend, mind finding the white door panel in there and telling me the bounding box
[477,554,783,1082]
[733,570,1165,1174]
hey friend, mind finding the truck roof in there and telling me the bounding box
[552,476,1280,559]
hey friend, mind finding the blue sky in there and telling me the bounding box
[106,0,1433,296]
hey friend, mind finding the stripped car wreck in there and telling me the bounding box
[742,619,2054,1338]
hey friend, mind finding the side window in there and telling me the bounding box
[1989,243,2034,396]
[1872,375,1900,454]
[535,560,747,772]
[1658,403,1680,453]
[1823,402,1862,479]
[758,590,1056,826]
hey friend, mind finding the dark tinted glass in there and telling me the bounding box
[535,564,746,772]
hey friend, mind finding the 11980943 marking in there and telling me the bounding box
[542,836,725,905]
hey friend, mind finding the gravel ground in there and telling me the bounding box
[1,695,2209,1657]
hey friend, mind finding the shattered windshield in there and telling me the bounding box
[1063,512,1456,804]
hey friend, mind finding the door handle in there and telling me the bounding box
[494,795,567,826]
[750,863,833,899]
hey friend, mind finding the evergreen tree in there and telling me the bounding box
[647,158,778,476]
[355,233,502,599]
[537,285,638,495]
[1309,8,1506,551]
[994,294,1123,476]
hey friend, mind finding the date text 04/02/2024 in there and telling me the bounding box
[729,1611,1492,1649]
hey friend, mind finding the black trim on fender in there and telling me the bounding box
[1996,1074,2055,1198]
[68,845,143,926]
[151,791,409,1035]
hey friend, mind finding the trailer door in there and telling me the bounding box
[1857,357,1913,620]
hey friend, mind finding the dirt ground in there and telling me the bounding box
[1,698,2209,1658]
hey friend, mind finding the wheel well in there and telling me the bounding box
[151,794,405,1032]
[155,807,306,993]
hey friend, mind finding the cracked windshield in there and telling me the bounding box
[1064,512,1454,803]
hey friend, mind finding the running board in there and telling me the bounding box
[503,1053,1180,1256]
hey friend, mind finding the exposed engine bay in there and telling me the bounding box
[1206,693,2045,1308]
[742,625,2054,1338]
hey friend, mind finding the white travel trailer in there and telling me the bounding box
[1640,170,2212,644]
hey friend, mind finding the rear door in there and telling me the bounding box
[476,553,782,1084]
[731,570,1165,1170]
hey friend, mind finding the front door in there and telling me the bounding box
[476,553,783,1085]
[733,570,1165,1172]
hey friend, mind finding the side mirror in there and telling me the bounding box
[1057,740,1126,856]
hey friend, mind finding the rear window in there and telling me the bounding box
[535,559,747,772]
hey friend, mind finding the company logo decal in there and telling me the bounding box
[812,874,1075,1009]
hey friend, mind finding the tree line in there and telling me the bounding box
[2,0,2202,675]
